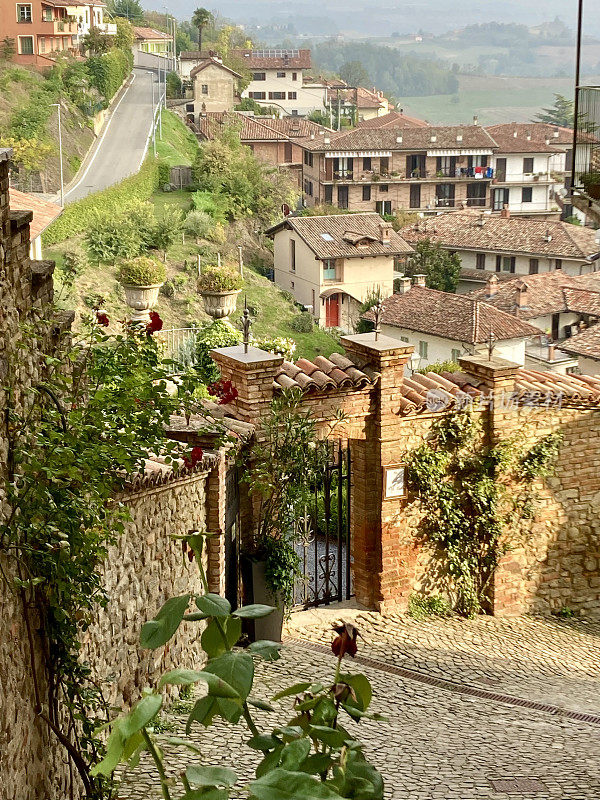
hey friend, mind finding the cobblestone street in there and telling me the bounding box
[117,610,600,800]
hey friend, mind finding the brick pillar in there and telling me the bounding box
[340,332,413,611]
[205,454,228,595]
[458,354,524,615]
[210,345,284,424]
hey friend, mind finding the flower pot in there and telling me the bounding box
[200,289,241,319]
[250,560,284,643]
[122,283,162,323]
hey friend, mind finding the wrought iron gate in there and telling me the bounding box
[225,466,240,609]
[294,442,352,608]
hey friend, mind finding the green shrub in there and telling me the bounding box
[86,213,141,264]
[87,47,132,103]
[191,190,228,224]
[158,163,170,185]
[118,256,166,286]
[184,210,214,241]
[417,361,460,375]
[166,71,182,98]
[195,319,242,383]
[289,311,313,333]
[147,207,183,260]
[198,267,243,293]
[408,594,452,619]
[207,221,226,244]
[45,161,159,245]
[254,336,296,360]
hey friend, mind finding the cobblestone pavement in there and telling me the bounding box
[117,610,600,800]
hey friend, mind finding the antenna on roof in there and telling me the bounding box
[241,297,252,354]
[487,327,495,361]
[373,299,384,342]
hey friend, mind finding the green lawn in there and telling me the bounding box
[155,109,199,167]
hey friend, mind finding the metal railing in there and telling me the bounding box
[573,86,600,201]
[155,327,199,374]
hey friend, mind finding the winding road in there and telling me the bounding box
[64,68,157,204]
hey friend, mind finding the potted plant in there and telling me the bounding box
[198,266,243,319]
[118,257,166,323]
[241,390,329,642]
[580,171,600,200]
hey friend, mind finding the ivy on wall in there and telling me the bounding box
[406,411,562,617]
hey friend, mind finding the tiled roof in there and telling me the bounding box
[197,112,328,142]
[357,110,429,129]
[364,285,541,343]
[340,87,387,109]
[394,368,600,415]
[180,50,219,60]
[190,59,242,80]
[274,353,378,393]
[459,267,519,284]
[133,26,171,40]
[560,324,600,361]
[265,213,413,259]
[486,122,573,150]
[231,48,311,69]
[9,188,62,240]
[468,272,600,320]
[399,213,599,259]
[300,125,497,152]
[126,451,218,491]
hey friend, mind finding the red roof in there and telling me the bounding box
[231,48,311,70]
[9,188,62,239]
[133,26,172,41]
[358,110,429,130]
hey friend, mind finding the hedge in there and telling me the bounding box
[87,48,133,104]
[44,161,159,245]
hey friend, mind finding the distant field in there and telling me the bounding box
[399,74,592,125]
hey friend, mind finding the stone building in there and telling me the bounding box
[190,57,242,114]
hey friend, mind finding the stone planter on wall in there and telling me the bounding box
[122,283,162,323]
[201,289,241,319]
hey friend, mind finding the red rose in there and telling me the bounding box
[207,379,238,405]
[96,312,109,327]
[146,311,163,335]
[183,445,204,470]
[331,622,359,659]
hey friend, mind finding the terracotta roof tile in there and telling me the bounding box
[9,188,62,239]
[190,59,242,80]
[197,111,329,142]
[364,285,541,343]
[133,26,171,40]
[273,354,377,393]
[561,323,600,361]
[400,213,599,260]
[231,48,311,69]
[357,110,429,129]
[266,213,413,259]
[486,122,573,151]
[300,125,497,152]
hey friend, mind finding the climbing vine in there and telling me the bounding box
[406,410,562,618]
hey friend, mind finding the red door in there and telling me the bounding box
[325,294,339,327]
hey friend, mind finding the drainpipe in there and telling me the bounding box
[570,0,584,198]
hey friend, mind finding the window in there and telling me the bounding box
[248,92,266,100]
[476,253,486,270]
[17,4,32,21]
[529,258,539,274]
[419,341,428,359]
[291,281,295,289]
[362,185,371,201]
[409,184,421,208]
[493,187,510,211]
[252,72,266,81]
[323,259,336,280]
[42,7,52,20]
[284,141,292,162]
[467,182,486,207]
[522,187,533,203]
[324,185,333,204]
[268,91,286,100]
[303,151,313,167]
[375,200,392,215]
[363,156,372,171]
[379,184,388,193]
[290,239,296,272]
[288,91,297,100]
[19,35,34,53]
[201,84,208,95]
[276,71,286,78]
[320,232,334,241]
[380,156,389,174]
[555,258,562,270]
[292,72,297,80]
[303,179,313,197]
[523,157,534,173]
[451,348,461,363]
[496,255,516,273]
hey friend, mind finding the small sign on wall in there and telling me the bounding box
[383,464,407,500]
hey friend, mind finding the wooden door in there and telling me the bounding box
[325,294,339,327]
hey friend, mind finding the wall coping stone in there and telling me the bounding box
[211,345,284,370]
[341,332,414,356]
[459,354,521,378]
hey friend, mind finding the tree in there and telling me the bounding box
[339,59,370,88]
[1,36,15,60]
[192,7,213,53]
[81,26,112,55]
[107,0,144,23]
[405,238,461,293]
[534,93,574,127]
[114,16,134,51]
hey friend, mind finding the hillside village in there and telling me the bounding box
[3,2,600,800]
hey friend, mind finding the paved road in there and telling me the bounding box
[64,68,156,204]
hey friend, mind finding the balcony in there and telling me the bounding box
[465,197,488,207]
[572,85,600,224]
[435,197,455,208]
[96,22,118,34]
[42,18,78,33]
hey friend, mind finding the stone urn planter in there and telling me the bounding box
[200,288,242,319]
[118,257,166,323]
[249,559,285,643]
[122,283,162,323]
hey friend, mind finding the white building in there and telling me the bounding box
[233,48,321,116]
[367,278,541,369]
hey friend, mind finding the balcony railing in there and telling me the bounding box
[572,86,600,208]
[333,171,353,180]
[435,197,455,207]
[466,197,487,207]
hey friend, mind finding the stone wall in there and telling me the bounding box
[82,470,212,708]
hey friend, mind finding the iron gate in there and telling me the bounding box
[294,442,352,608]
[225,466,240,609]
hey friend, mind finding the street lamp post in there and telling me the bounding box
[51,102,64,206]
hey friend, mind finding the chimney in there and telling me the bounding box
[486,273,499,298]
[526,131,531,141]
[456,133,463,142]
[513,129,518,137]
[430,134,437,142]
[414,273,426,287]
[473,115,479,125]
[548,343,555,361]
[396,275,412,294]
[396,134,403,144]
[553,129,559,138]
[379,221,392,242]
[477,212,486,227]
[544,227,552,242]
[516,280,529,309]
[324,136,330,144]
[500,205,510,219]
